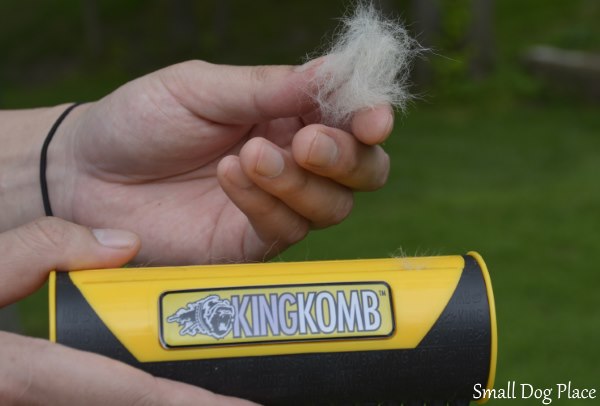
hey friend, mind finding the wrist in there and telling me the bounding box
[44,103,90,223]
[0,104,88,231]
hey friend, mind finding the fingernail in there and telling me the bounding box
[92,228,138,249]
[256,144,284,178]
[307,132,338,167]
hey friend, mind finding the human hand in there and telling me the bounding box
[49,60,392,265]
[0,217,257,405]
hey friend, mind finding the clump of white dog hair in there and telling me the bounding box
[310,2,419,127]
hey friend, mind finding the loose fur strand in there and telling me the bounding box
[311,2,419,126]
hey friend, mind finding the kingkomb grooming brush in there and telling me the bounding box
[50,252,497,405]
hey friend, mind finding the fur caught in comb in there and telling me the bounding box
[309,2,419,127]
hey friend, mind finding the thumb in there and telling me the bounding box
[160,59,323,124]
[0,217,140,307]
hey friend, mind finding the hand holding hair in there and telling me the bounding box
[23,3,414,265]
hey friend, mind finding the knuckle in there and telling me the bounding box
[250,65,271,85]
[131,386,159,406]
[312,190,354,228]
[283,172,310,197]
[249,66,275,119]
[282,218,310,245]
[330,191,354,225]
[159,60,211,103]
[16,217,69,251]
[342,149,362,179]
[255,195,281,217]
[182,59,210,69]
[172,60,209,78]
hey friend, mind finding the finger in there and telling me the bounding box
[350,104,395,145]
[0,217,140,307]
[217,156,309,252]
[292,125,390,191]
[160,60,322,125]
[238,138,354,229]
[0,331,258,406]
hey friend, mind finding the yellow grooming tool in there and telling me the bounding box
[50,252,497,405]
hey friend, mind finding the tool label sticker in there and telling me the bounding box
[160,282,394,348]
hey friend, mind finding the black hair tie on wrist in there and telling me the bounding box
[40,102,82,217]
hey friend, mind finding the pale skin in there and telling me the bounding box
[0,59,393,404]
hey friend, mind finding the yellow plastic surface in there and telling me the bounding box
[48,271,56,342]
[469,251,497,404]
[60,255,465,362]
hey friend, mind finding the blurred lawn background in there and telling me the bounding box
[2,0,599,403]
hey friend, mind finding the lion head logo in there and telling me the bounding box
[166,295,235,339]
